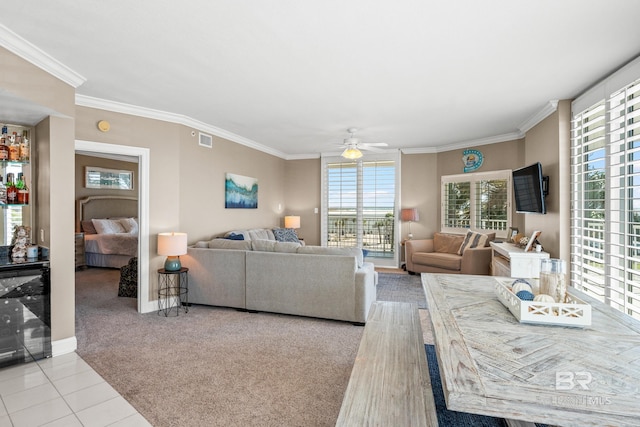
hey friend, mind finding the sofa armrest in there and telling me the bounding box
[405,239,434,272]
[460,246,492,275]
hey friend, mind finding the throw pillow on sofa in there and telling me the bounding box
[457,230,489,255]
[273,228,300,243]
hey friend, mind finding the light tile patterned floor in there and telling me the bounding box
[0,352,151,427]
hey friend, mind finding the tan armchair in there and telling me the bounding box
[405,232,494,275]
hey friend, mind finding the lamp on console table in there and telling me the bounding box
[401,208,419,240]
[158,232,187,271]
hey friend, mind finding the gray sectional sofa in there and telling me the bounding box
[180,231,377,323]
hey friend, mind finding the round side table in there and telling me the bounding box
[157,267,189,317]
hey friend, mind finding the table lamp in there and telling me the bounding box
[401,208,419,239]
[158,232,187,271]
[284,215,301,232]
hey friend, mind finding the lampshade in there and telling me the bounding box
[341,146,363,159]
[284,215,301,229]
[158,232,187,271]
[401,208,419,222]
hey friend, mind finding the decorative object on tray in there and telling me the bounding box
[539,258,567,303]
[494,277,591,327]
[507,227,519,243]
[11,225,31,260]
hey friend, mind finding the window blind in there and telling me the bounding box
[441,170,511,237]
[571,77,640,320]
[322,155,397,260]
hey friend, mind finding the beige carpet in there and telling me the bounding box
[75,268,434,426]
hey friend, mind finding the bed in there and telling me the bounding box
[77,196,139,268]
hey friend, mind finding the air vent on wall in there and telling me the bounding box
[199,133,213,148]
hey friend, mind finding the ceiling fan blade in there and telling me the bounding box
[360,142,388,148]
[360,145,387,153]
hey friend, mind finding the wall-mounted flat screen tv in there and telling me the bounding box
[512,162,548,214]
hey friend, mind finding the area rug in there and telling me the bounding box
[376,271,426,308]
[425,344,508,427]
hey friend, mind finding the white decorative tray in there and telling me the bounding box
[494,278,592,327]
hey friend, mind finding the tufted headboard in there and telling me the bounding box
[76,195,138,232]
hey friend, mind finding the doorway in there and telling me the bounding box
[75,140,152,313]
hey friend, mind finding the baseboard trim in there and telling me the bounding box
[51,336,77,357]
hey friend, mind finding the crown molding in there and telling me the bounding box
[0,24,86,88]
[75,94,288,159]
[402,131,524,155]
[518,100,559,134]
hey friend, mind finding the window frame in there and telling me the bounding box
[441,169,512,238]
[321,151,400,267]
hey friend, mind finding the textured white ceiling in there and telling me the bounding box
[2,0,640,158]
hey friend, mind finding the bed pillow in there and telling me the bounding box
[118,218,139,235]
[81,220,98,235]
[92,218,126,234]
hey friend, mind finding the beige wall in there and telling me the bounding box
[283,159,321,246]
[400,153,439,240]
[178,129,287,243]
[522,101,571,259]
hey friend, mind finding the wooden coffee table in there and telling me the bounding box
[422,273,640,426]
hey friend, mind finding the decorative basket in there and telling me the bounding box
[494,278,592,327]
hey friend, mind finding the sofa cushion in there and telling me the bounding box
[457,230,489,255]
[273,228,301,243]
[194,241,209,248]
[252,239,277,252]
[208,239,253,250]
[225,229,275,241]
[413,252,461,271]
[296,246,363,268]
[434,233,465,254]
[273,241,302,253]
[248,229,275,241]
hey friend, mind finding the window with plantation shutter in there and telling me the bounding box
[441,170,511,237]
[571,60,640,320]
[321,153,399,266]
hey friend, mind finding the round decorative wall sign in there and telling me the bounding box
[462,149,483,172]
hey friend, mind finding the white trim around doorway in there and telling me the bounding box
[75,140,154,313]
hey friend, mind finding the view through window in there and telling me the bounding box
[571,76,640,320]
[441,170,511,238]
[323,156,397,262]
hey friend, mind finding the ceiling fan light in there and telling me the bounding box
[341,147,363,159]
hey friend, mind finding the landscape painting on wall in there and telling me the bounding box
[225,173,258,209]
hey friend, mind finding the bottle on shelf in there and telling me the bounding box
[16,173,28,205]
[19,130,29,161]
[9,132,20,161]
[0,176,6,205]
[0,126,9,161]
[6,173,17,204]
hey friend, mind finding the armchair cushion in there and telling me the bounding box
[413,252,461,271]
[434,233,465,254]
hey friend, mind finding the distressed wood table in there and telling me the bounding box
[422,273,640,427]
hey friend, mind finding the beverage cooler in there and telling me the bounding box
[0,261,50,368]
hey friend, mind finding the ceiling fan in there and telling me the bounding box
[340,128,388,159]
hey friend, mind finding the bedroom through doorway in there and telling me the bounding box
[74,140,151,314]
